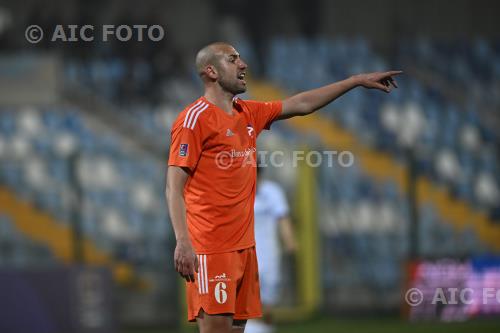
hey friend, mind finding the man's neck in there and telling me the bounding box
[204,86,235,115]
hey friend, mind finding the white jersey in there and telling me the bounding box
[254,179,289,304]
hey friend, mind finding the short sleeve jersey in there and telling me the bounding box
[168,96,282,254]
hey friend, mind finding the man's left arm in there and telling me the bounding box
[279,71,402,120]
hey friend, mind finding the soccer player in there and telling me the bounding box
[245,168,296,333]
[166,42,400,333]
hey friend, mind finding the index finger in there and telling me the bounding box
[386,70,403,76]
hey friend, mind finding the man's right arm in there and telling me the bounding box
[166,165,198,282]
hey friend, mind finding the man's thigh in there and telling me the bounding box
[196,310,233,333]
[196,310,247,333]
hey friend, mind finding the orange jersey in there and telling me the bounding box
[168,96,282,254]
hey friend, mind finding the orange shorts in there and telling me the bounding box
[186,246,262,322]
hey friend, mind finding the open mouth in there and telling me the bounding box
[237,72,246,84]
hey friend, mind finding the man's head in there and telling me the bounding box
[195,42,247,95]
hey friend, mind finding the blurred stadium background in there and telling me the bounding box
[0,0,500,332]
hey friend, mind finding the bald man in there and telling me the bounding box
[166,42,401,333]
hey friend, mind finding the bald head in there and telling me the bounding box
[194,42,248,95]
[195,42,234,76]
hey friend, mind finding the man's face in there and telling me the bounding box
[213,46,248,95]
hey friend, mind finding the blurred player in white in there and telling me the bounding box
[246,167,297,333]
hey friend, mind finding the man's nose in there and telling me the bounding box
[238,60,247,69]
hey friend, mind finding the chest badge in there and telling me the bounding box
[247,125,254,137]
[226,128,234,137]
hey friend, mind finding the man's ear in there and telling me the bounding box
[205,65,218,80]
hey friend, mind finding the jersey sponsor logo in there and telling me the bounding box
[226,129,234,137]
[179,143,188,157]
[230,147,256,158]
[247,124,254,137]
